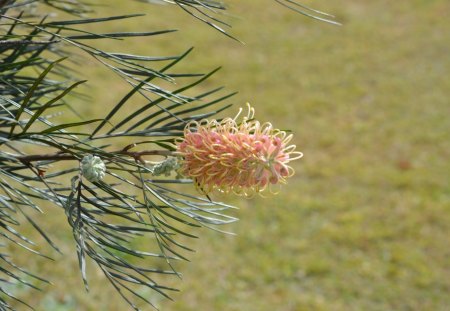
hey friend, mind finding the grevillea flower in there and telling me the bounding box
[176,104,303,196]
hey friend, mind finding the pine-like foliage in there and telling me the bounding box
[0,0,336,309]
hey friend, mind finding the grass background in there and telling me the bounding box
[9,0,450,310]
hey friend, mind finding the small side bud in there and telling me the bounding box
[81,154,106,182]
[151,156,180,177]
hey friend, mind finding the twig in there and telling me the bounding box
[16,149,174,164]
[0,40,60,47]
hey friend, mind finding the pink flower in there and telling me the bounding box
[176,104,303,196]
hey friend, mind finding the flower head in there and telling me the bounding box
[176,104,303,196]
[81,154,106,182]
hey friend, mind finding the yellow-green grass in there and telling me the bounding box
[8,0,450,310]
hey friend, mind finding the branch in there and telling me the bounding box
[0,40,60,47]
[16,149,174,164]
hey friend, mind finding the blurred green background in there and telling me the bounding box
[11,0,450,310]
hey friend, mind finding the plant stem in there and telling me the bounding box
[16,149,174,164]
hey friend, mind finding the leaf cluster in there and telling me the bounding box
[0,0,336,309]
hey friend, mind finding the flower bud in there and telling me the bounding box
[81,154,106,182]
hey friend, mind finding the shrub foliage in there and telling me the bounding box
[0,1,335,309]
